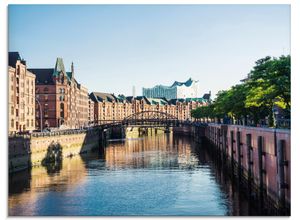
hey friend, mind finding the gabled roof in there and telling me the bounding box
[28,68,55,85]
[53,58,66,76]
[147,98,168,105]
[90,92,117,103]
[126,96,134,103]
[185,97,205,102]
[8,52,21,68]
[29,57,74,85]
[135,96,151,104]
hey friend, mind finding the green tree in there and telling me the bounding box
[245,55,290,126]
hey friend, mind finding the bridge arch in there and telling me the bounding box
[122,110,178,127]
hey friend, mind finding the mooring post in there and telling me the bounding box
[257,136,265,199]
[215,128,218,149]
[277,139,287,211]
[236,131,242,179]
[217,128,221,151]
[246,133,253,189]
[222,128,227,158]
[230,130,235,166]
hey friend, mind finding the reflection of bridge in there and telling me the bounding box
[96,111,182,127]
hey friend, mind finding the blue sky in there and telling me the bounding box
[8,4,290,98]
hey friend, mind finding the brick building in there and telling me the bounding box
[88,98,95,125]
[90,92,209,124]
[8,52,36,134]
[29,58,89,129]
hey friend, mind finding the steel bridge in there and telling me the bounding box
[94,111,181,127]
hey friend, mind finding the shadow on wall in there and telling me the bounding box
[41,141,63,175]
[9,136,32,173]
[80,128,104,155]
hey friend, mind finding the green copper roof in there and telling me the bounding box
[54,58,65,73]
[66,71,72,81]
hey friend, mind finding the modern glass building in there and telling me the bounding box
[142,78,200,99]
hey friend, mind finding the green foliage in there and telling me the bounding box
[191,55,290,127]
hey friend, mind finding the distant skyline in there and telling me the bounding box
[8,4,290,98]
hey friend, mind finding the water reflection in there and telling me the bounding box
[9,133,268,216]
[9,153,89,215]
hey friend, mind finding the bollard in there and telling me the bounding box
[277,139,287,211]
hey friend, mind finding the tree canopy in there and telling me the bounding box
[191,55,290,127]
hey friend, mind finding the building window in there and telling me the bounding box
[11,119,14,128]
[26,119,29,127]
[59,95,64,101]
[11,106,14,115]
[16,109,19,117]
[31,119,34,127]
[45,95,48,101]
[44,87,49,93]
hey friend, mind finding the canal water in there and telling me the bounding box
[9,133,268,216]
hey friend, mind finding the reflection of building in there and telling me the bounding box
[104,134,198,169]
[29,59,89,129]
[8,52,36,134]
[90,92,209,123]
[8,155,87,214]
[142,78,200,99]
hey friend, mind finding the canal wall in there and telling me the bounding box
[9,125,128,173]
[173,126,193,136]
[9,128,102,173]
[202,123,290,214]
